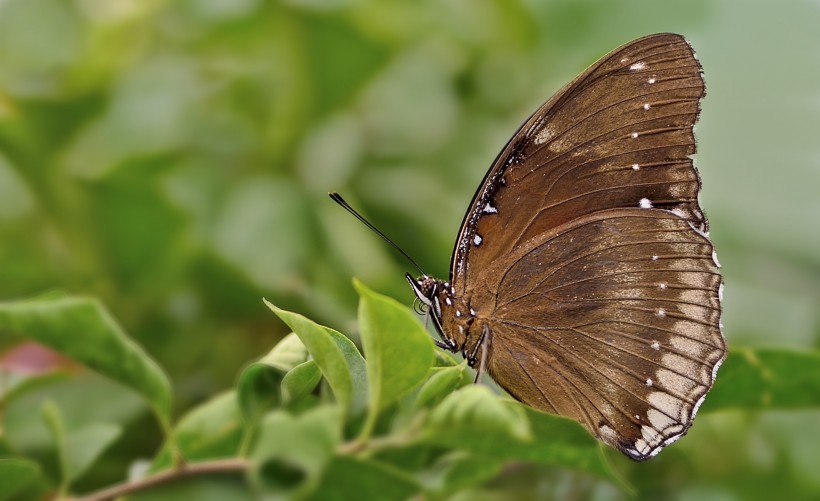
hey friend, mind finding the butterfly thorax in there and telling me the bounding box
[406,273,485,366]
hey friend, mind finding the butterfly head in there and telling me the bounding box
[405,273,462,351]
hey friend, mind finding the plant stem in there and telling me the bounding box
[340,414,425,456]
[69,458,249,501]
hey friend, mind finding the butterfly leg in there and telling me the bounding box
[433,339,450,350]
[471,325,491,384]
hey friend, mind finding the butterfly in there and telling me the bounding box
[403,33,726,461]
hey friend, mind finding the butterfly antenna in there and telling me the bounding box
[329,192,426,276]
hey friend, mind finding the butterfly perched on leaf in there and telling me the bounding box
[337,33,725,461]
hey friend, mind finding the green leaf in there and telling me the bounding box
[0,458,41,501]
[353,280,435,438]
[434,350,461,367]
[515,407,625,488]
[427,451,503,497]
[313,456,421,501]
[282,360,322,403]
[3,374,145,456]
[422,389,624,488]
[64,424,121,482]
[415,362,471,409]
[250,406,342,499]
[264,301,368,417]
[152,391,243,472]
[700,347,820,412]
[42,401,122,486]
[237,333,310,422]
[41,400,69,494]
[0,372,69,405]
[0,295,173,434]
[425,385,531,443]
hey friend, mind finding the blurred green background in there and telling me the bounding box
[1,0,818,498]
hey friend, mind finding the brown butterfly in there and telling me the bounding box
[332,33,725,461]
[403,33,725,461]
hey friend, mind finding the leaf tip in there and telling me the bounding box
[351,277,367,296]
[262,298,279,313]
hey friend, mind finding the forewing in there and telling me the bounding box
[484,209,724,460]
[452,33,706,292]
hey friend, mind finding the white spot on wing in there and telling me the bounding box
[473,234,483,246]
[630,61,647,71]
[648,77,657,84]
[598,424,617,443]
[651,341,660,351]
[631,132,639,138]
[655,308,666,318]
[534,126,555,145]
[642,426,660,442]
[647,409,677,432]
[643,103,651,110]
[632,163,640,171]
[639,198,653,209]
[670,207,688,219]
[658,282,667,290]
[648,392,683,421]
[651,255,659,261]
[482,202,498,214]
[646,378,653,386]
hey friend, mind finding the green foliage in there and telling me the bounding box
[354,279,435,438]
[151,391,243,471]
[0,458,40,500]
[41,400,121,493]
[237,333,311,429]
[251,407,342,499]
[0,295,173,434]
[1,1,819,498]
[3,283,820,499]
[265,302,368,418]
[702,347,820,411]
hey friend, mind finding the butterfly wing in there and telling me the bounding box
[451,33,707,290]
[451,33,725,460]
[482,208,724,460]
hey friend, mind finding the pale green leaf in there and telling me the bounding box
[237,333,310,422]
[425,385,531,443]
[424,398,624,488]
[0,295,173,433]
[415,362,471,409]
[264,301,367,417]
[152,391,243,472]
[64,424,121,482]
[282,360,322,403]
[250,406,342,498]
[354,280,434,438]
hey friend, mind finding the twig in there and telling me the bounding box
[337,415,426,456]
[70,458,249,501]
